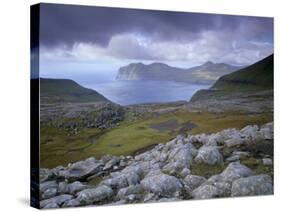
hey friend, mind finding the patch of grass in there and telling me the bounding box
[240,157,273,178]
[41,109,272,169]
[190,162,229,178]
[87,176,104,187]
[40,127,102,168]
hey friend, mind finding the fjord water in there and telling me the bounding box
[83,80,210,105]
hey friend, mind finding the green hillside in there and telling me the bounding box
[190,54,273,102]
[212,54,273,91]
[40,78,109,103]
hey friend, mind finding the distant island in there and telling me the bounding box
[116,61,241,84]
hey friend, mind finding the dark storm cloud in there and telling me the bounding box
[39,3,273,48]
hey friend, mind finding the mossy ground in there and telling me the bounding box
[190,163,229,178]
[240,157,273,178]
[40,109,273,168]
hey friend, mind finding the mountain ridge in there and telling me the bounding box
[116,61,241,84]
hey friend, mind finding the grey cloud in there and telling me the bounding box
[39,3,273,48]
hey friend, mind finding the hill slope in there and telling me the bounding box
[189,54,273,113]
[116,61,240,84]
[212,54,273,90]
[40,78,109,103]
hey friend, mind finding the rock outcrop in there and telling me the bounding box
[39,122,273,208]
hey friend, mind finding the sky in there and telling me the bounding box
[35,3,274,81]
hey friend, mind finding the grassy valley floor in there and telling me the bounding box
[40,107,272,168]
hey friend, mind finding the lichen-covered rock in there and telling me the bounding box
[141,172,183,197]
[58,157,102,181]
[167,144,197,169]
[40,194,74,208]
[102,171,140,189]
[262,158,273,166]
[195,146,223,165]
[42,202,59,209]
[180,168,191,178]
[220,162,253,182]
[191,185,220,199]
[117,185,144,199]
[103,157,120,170]
[260,122,273,140]
[77,185,113,205]
[40,180,58,194]
[62,199,81,207]
[224,136,244,148]
[183,175,206,190]
[42,187,57,199]
[40,168,54,183]
[58,181,87,194]
[240,125,261,140]
[231,174,273,196]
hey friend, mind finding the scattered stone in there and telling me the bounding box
[262,158,273,166]
[39,122,274,208]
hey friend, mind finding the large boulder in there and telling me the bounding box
[195,146,223,165]
[141,172,183,197]
[220,162,253,182]
[231,174,273,197]
[58,157,102,181]
[77,185,114,205]
[240,125,261,140]
[167,144,197,169]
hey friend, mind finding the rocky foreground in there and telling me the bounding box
[39,122,273,209]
